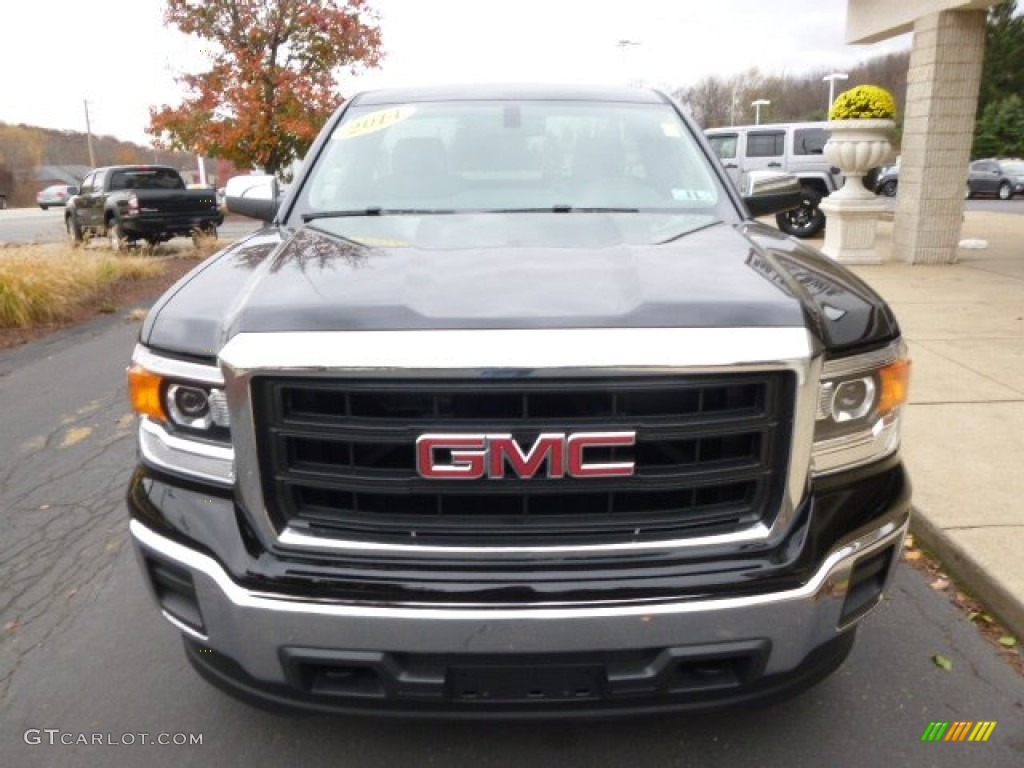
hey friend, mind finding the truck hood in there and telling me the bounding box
[142,216,898,358]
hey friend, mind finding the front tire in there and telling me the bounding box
[880,180,898,197]
[998,181,1013,200]
[39,204,48,210]
[775,188,825,238]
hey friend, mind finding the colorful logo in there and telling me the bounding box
[921,721,997,742]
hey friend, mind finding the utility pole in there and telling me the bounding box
[83,100,96,167]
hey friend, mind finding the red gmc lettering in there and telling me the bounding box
[488,433,565,478]
[415,435,487,479]
[416,432,636,479]
[567,432,637,477]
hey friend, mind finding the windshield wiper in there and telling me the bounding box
[486,205,641,214]
[302,207,455,222]
[302,205,653,222]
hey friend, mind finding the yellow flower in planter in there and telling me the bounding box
[829,85,897,121]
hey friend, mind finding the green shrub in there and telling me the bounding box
[829,85,897,120]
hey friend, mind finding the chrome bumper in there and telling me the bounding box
[130,515,908,687]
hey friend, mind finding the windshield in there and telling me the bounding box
[288,99,737,243]
[1002,161,1024,175]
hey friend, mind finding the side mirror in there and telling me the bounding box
[225,175,280,222]
[742,171,803,217]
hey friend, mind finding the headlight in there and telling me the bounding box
[127,353,230,434]
[812,341,910,475]
[166,384,230,430]
[127,345,234,486]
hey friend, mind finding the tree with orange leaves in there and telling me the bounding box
[148,0,383,175]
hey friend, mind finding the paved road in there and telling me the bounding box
[0,207,262,245]
[0,316,1021,767]
[1,200,1023,246]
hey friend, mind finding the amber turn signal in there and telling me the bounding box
[877,358,911,414]
[127,365,167,422]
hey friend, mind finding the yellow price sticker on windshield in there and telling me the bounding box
[337,106,416,139]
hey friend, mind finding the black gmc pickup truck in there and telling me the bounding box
[66,165,222,250]
[126,85,911,717]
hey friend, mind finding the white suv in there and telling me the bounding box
[705,122,844,238]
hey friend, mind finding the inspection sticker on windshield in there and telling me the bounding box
[661,122,682,137]
[672,189,715,201]
[337,107,416,139]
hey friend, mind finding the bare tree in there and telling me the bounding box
[674,52,910,129]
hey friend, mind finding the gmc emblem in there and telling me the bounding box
[416,432,636,480]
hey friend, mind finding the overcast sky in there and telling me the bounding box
[4,0,911,147]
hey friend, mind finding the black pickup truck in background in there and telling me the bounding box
[65,165,223,250]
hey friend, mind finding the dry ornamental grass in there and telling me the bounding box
[0,245,166,328]
[0,237,224,349]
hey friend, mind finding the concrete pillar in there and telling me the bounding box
[893,10,986,264]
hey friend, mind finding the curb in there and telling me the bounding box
[910,508,1024,642]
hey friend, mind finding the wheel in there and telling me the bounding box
[66,214,84,247]
[107,217,126,251]
[141,237,159,256]
[998,181,1013,200]
[775,188,825,238]
[39,204,48,210]
[880,179,898,197]
[192,223,218,249]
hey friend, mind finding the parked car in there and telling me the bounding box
[36,184,79,210]
[874,163,899,197]
[967,158,1024,200]
[65,165,223,250]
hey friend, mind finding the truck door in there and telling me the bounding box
[78,170,107,228]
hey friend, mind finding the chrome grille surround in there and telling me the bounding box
[218,327,820,557]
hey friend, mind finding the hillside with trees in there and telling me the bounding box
[676,1,1023,160]
[674,51,910,131]
[0,123,241,208]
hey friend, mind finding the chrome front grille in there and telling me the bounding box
[250,374,795,547]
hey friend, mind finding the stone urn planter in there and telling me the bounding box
[818,85,897,265]
[823,118,895,201]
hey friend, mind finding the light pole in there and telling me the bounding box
[823,72,849,114]
[751,99,770,125]
[616,39,641,87]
